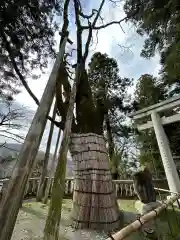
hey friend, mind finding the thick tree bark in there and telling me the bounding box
[70,133,120,231]
[43,128,61,204]
[0,37,68,240]
[56,63,121,232]
[54,0,121,232]
[36,101,57,201]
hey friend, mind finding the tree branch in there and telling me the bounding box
[77,0,97,20]
[109,0,123,7]
[92,0,106,26]
[0,142,6,149]
[82,7,140,30]
[54,0,76,130]
[60,0,70,45]
[56,64,77,130]
[59,32,73,44]
[1,31,40,106]
[83,21,93,61]
[83,0,105,61]
[0,134,23,144]
[0,130,25,140]
[73,0,83,62]
[79,11,95,19]
[0,144,20,152]
[0,123,22,129]
[56,67,67,122]
[86,17,127,30]
[0,106,25,130]
[0,4,73,124]
[1,30,61,122]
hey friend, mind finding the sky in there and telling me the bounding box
[0,0,161,155]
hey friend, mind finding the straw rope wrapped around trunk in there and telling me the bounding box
[69,133,120,231]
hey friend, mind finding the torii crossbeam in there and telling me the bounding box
[128,94,180,198]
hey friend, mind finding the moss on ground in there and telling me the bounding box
[118,199,137,213]
[12,199,180,240]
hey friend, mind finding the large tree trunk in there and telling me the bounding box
[70,133,120,231]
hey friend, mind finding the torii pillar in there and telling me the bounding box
[151,111,180,195]
[129,94,180,201]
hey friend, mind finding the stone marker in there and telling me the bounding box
[133,167,161,236]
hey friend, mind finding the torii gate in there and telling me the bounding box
[128,94,180,195]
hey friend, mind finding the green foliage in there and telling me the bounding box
[110,146,137,179]
[164,121,180,157]
[0,0,62,101]
[88,52,131,105]
[88,52,132,178]
[124,0,180,175]
[134,74,165,111]
[124,0,180,96]
[124,0,179,58]
[134,74,166,176]
[161,41,180,96]
[133,74,180,175]
[88,52,132,140]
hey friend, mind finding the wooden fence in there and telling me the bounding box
[0,177,168,199]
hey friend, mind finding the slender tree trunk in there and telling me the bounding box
[43,128,61,204]
[36,101,57,201]
[43,64,80,240]
[70,133,120,231]
[0,37,68,240]
[105,113,115,159]
[105,114,119,180]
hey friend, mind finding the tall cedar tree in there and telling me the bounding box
[88,52,131,178]
[52,0,139,233]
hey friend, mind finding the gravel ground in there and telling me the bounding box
[11,199,171,240]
